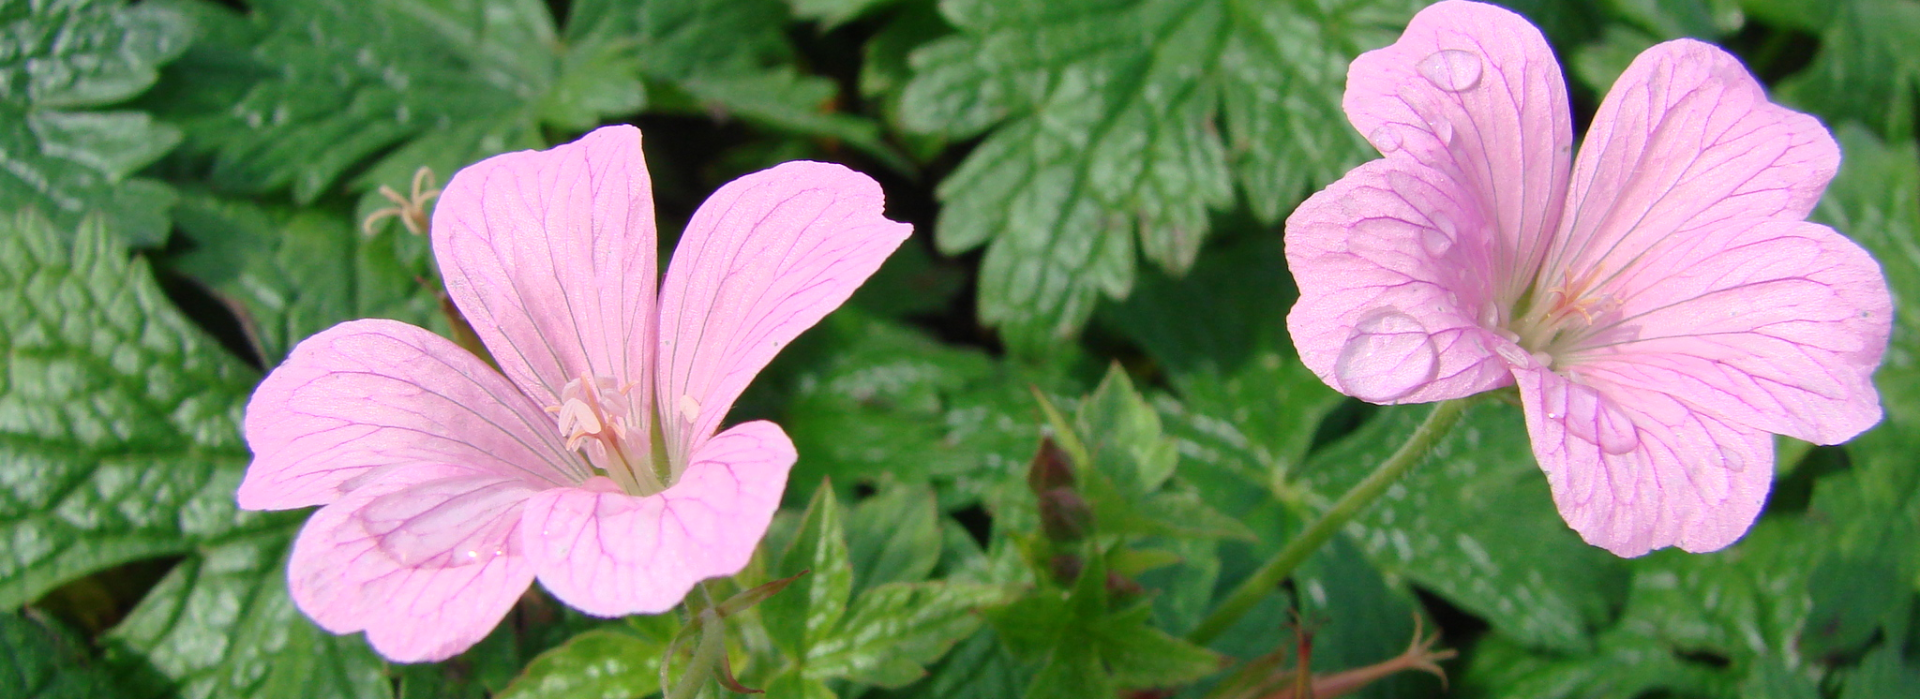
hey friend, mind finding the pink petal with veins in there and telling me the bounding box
[1515,366,1772,556]
[1286,159,1512,404]
[521,421,794,617]
[1574,219,1891,444]
[288,464,540,662]
[655,162,911,465]
[432,125,659,419]
[239,320,579,510]
[1545,40,1839,284]
[1343,0,1572,302]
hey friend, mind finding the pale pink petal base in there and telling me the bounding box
[288,464,539,662]
[522,421,796,617]
[239,319,579,510]
[1286,160,1513,404]
[1514,365,1772,556]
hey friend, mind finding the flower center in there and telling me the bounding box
[547,373,669,496]
[1512,266,1621,365]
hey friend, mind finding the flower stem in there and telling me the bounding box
[1186,399,1472,645]
[666,615,727,699]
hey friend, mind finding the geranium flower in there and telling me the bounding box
[235,125,911,661]
[1286,1,1891,556]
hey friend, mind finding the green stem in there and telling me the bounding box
[1186,399,1472,645]
[667,612,727,699]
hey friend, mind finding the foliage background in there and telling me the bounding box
[1,0,1916,697]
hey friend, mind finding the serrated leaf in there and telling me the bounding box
[0,0,192,246]
[0,611,128,699]
[775,311,1052,510]
[103,526,391,699]
[806,582,1005,687]
[1300,402,1629,652]
[898,0,1417,349]
[0,212,262,609]
[496,629,670,699]
[986,554,1219,696]
[845,484,943,594]
[765,484,853,660]
[1069,367,1253,541]
[163,192,443,365]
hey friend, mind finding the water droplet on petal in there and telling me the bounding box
[1417,49,1483,92]
[1369,125,1403,153]
[1423,212,1456,257]
[1718,446,1748,472]
[1334,311,1439,402]
[1428,116,1455,145]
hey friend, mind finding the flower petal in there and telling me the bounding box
[432,124,659,422]
[521,421,794,617]
[1543,39,1839,285]
[288,464,539,662]
[1514,365,1772,556]
[1285,159,1513,404]
[655,162,910,465]
[239,319,580,511]
[1573,219,1891,444]
[1344,0,1573,301]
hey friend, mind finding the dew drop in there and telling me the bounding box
[1369,125,1403,153]
[1422,212,1456,257]
[1417,49,1483,92]
[1428,116,1455,146]
[1334,310,1440,402]
[1718,446,1748,472]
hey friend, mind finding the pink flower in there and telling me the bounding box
[236,125,911,661]
[1286,1,1892,556]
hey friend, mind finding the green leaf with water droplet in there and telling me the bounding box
[0,212,263,610]
[0,0,193,246]
[898,0,1418,351]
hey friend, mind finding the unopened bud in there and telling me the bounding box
[1038,487,1093,542]
[1027,436,1075,493]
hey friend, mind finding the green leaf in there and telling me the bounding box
[765,669,838,699]
[103,526,391,699]
[162,192,444,365]
[1299,401,1629,652]
[1777,0,1920,141]
[0,212,261,610]
[764,484,854,660]
[1,611,128,699]
[0,0,193,246]
[845,484,943,594]
[774,311,1055,509]
[787,0,902,29]
[806,582,1005,687]
[1068,367,1253,541]
[986,554,1219,696]
[898,0,1417,350]
[496,629,670,699]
